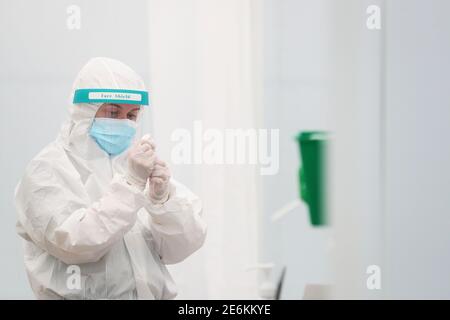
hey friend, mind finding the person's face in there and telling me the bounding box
[95,103,140,121]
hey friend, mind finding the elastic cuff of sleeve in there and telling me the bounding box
[149,190,170,205]
[111,175,148,209]
[146,183,183,213]
[125,172,147,191]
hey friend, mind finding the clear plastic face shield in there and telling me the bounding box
[73,88,150,155]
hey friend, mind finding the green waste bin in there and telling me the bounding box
[296,131,329,226]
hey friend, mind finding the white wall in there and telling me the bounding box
[384,0,450,298]
[331,0,450,299]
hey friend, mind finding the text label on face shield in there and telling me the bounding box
[88,92,142,102]
[73,88,150,105]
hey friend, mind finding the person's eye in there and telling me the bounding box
[109,111,119,118]
[127,114,137,121]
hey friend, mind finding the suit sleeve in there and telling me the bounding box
[15,160,146,265]
[141,180,207,265]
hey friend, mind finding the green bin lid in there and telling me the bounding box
[296,131,328,142]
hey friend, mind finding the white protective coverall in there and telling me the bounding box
[14,57,207,300]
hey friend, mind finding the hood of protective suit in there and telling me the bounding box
[58,57,148,160]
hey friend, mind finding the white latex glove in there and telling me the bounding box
[125,135,156,190]
[148,156,171,204]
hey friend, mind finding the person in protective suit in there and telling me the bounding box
[14,57,207,300]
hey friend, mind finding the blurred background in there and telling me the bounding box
[0,0,449,299]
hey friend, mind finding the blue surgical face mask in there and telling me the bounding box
[89,118,137,155]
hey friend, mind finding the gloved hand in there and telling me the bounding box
[125,135,156,190]
[148,156,171,204]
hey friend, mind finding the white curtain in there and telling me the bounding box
[146,0,262,299]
